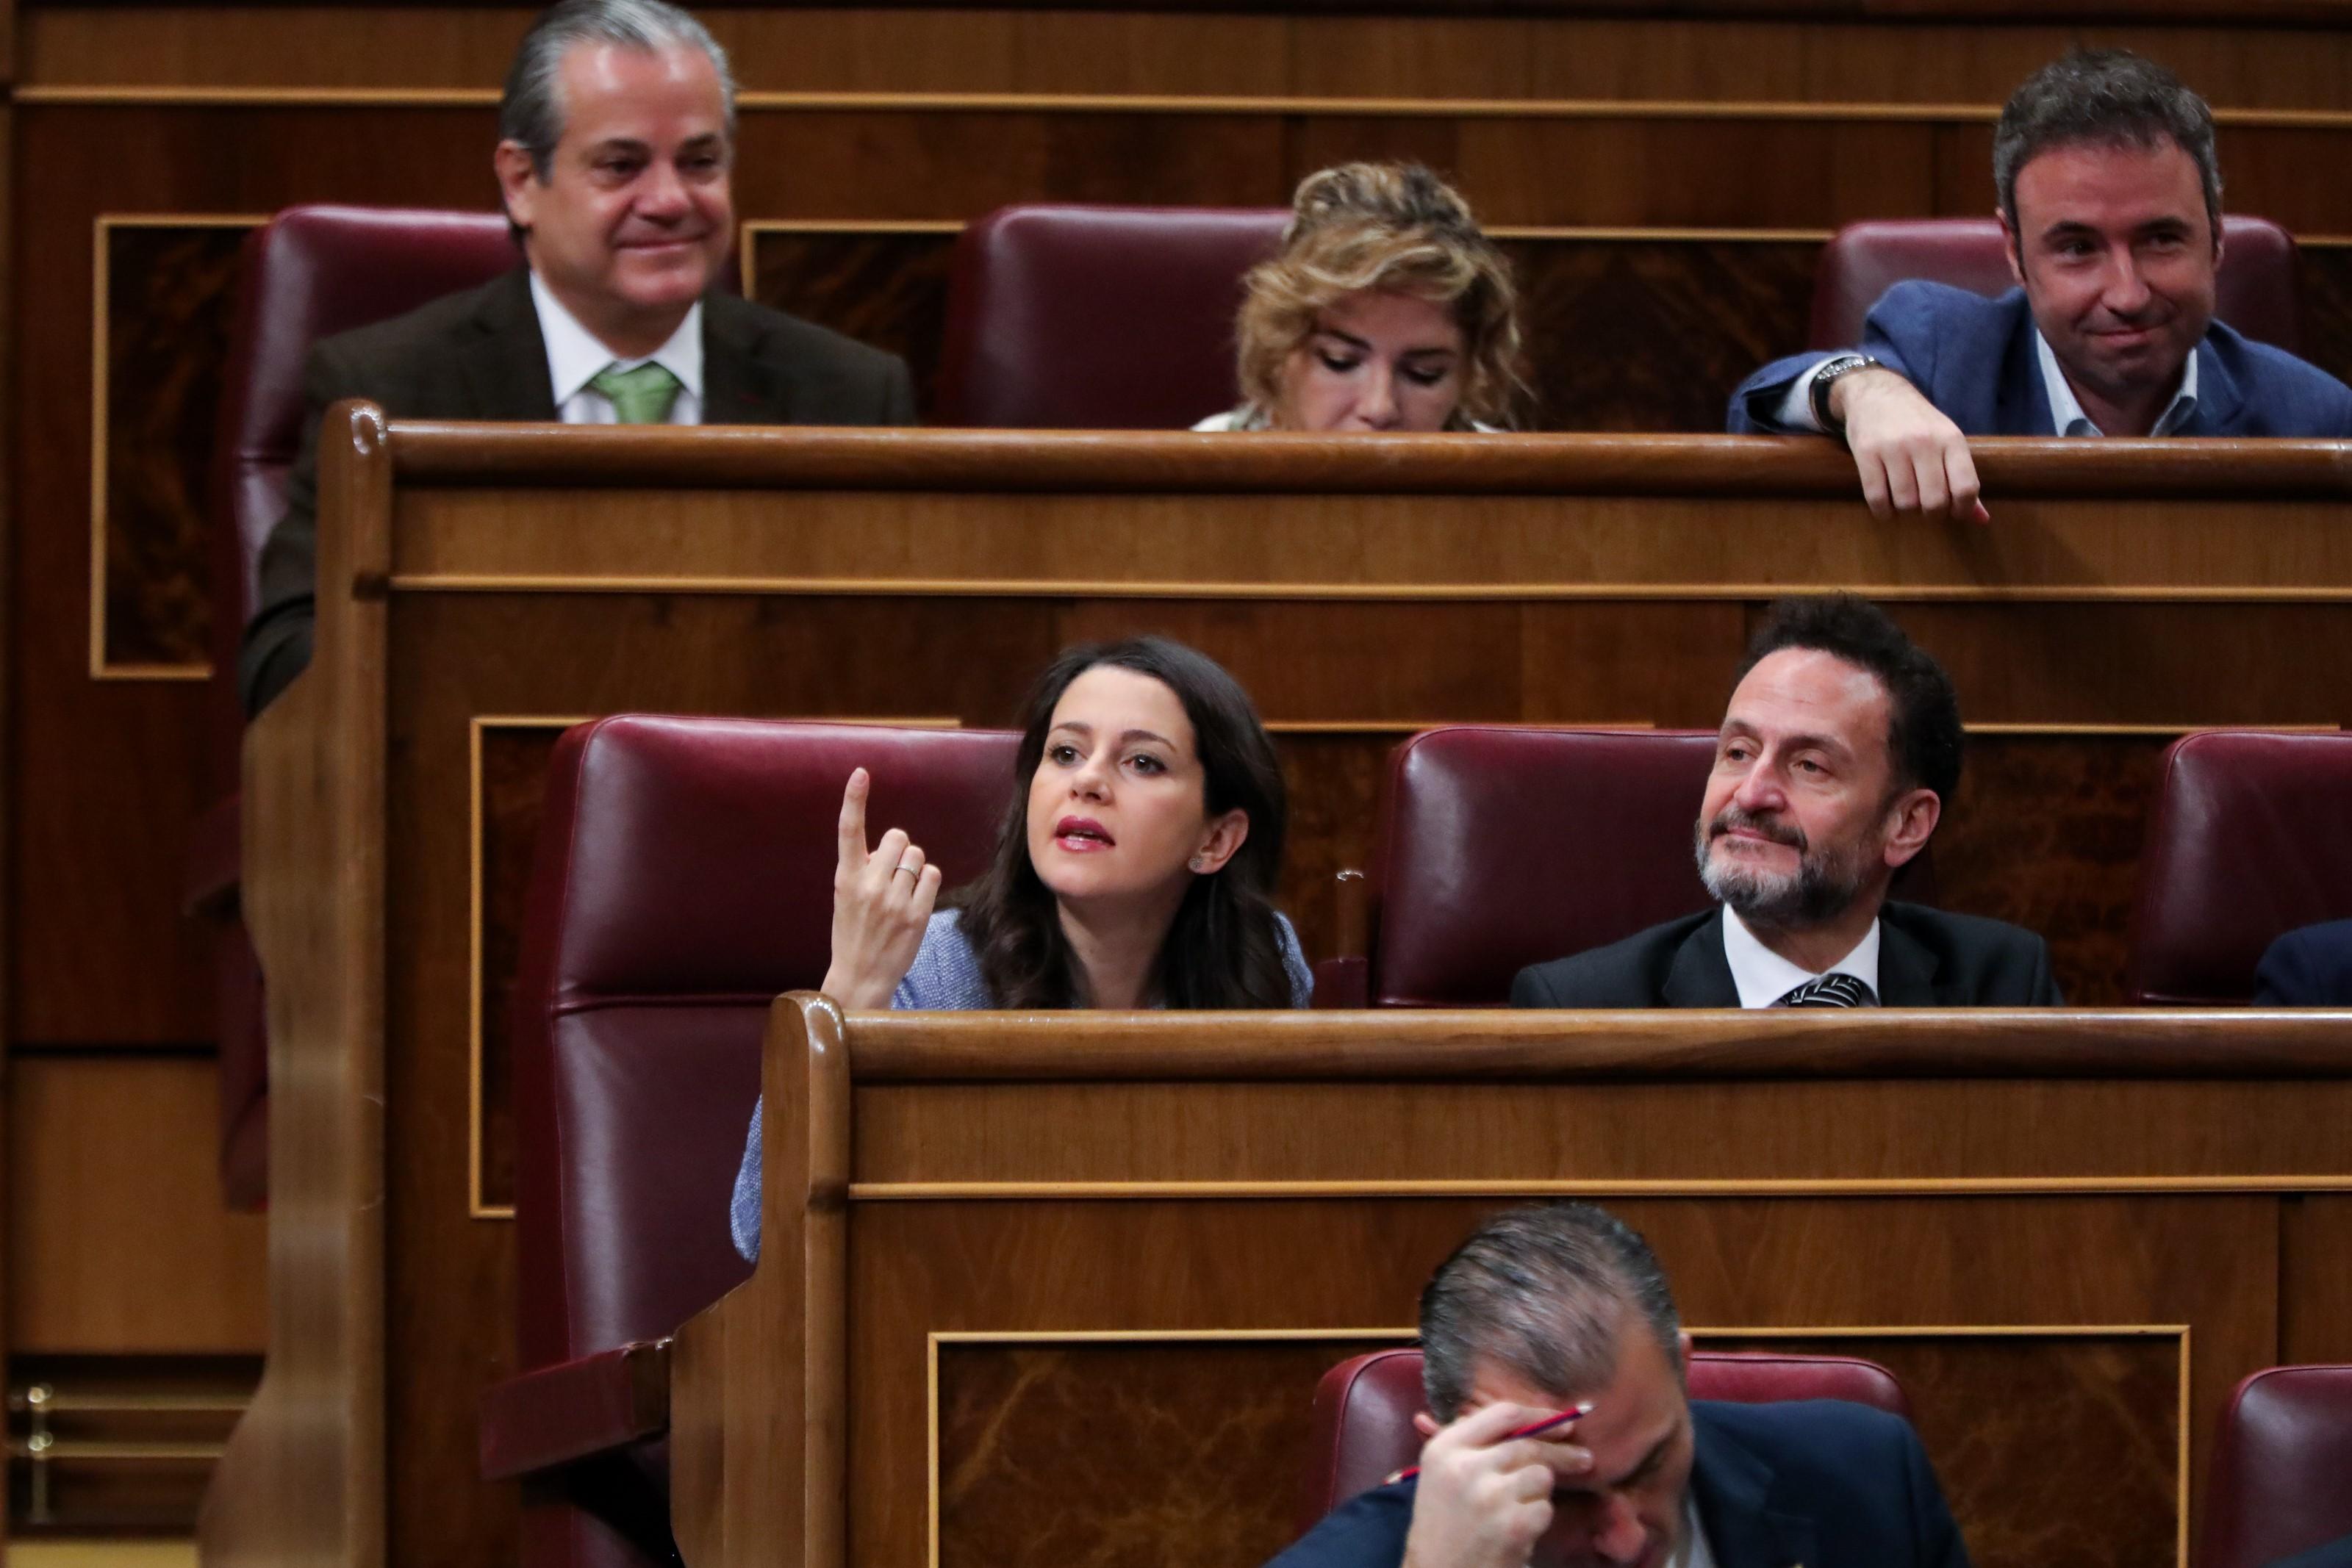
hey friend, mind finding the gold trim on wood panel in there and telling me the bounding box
[2179,1324,2194,1568]
[23,84,2352,132]
[926,1324,2190,1568]
[930,1322,2183,1343]
[849,1176,2352,1199]
[742,217,1832,243]
[468,715,592,1220]
[1967,722,2342,736]
[467,711,966,1221]
[88,212,269,683]
[384,574,2352,605]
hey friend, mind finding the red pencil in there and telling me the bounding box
[1388,1403,1593,1484]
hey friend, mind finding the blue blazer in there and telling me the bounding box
[1729,281,2352,437]
[2254,918,2352,1006]
[1266,1399,1970,1568]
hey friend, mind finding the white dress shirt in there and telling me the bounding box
[1776,329,2199,437]
[1680,1495,1719,1568]
[2032,326,2198,436]
[1720,905,1882,1009]
[529,271,704,425]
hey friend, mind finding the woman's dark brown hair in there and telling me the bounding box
[953,636,1294,1009]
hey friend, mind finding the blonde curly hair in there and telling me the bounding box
[1233,162,1524,430]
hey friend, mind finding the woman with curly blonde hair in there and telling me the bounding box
[1197,162,1525,432]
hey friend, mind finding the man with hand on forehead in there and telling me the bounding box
[1266,1203,1971,1568]
[1513,595,2059,1010]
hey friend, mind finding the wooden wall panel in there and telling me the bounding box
[849,1193,2272,1568]
[6,1054,268,1353]
[933,1331,2179,1568]
[751,229,958,414]
[2281,1194,2352,1366]
[98,220,245,672]
[24,10,2352,110]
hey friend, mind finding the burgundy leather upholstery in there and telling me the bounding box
[198,206,520,1207]
[2127,730,2352,1006]
[1299,1347,1910,1531]
[2198,1365,2352,1568]
[1805,215,2302,353]
[936,204,1286,428]
[506,715,1017,1568]
[1362,728,1721,1007]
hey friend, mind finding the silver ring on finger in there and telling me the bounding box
[893,864,918,880]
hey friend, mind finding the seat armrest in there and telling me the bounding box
[479,1339,672,1481]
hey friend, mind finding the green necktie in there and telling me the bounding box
[588,361,684,425]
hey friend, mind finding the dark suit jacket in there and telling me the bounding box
[2254,918,2352,1006]
[2273,1533,2352,1568]
[1266,1400,1970,1568]
[1510,902,2062,1009]
[1728,281,2352,437]
[238,268,917,713]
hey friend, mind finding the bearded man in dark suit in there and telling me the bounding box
[238,0,915,713]
[1513,595,2060,1010]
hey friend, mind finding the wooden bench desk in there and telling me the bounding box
[204,414,2352,1567]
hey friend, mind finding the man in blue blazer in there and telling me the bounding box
[1729,48,2352,524]
[2254,919,2352,1006]
[1266,1204,1971,1568]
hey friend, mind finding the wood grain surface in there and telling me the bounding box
[200,418,2352,1568]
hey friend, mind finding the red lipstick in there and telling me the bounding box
[1053,816,1114,852]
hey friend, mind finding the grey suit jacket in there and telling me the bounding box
[239,267,917,713]
[1510,901,2063,1009]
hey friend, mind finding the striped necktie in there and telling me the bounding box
[1772,972,1877,1008]
[588,361,684,424]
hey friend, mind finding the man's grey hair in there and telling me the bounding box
[1419,1203,1683,1423]
[499,0,737,181]
[1993,48,2221,243]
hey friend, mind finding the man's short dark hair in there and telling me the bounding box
[1735,594,1962,803]
[1419,1204,1682,1423]
[1994,48,2221,242]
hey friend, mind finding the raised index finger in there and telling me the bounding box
[836,768,871,870]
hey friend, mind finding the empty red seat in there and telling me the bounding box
[936,204,1287,428]
[1318,727,1720,1008]
[2198,1365,2352,1568]
[1807,216,2302,353]
[2127,730,2352,1005]
[1300,1345,1910,1530]
[493,716,1017,1568]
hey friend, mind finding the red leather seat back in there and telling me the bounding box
[509,717,1017,1565]
[2198,1365,2352,1568]
[1369,728,1721,1007]
[1806,215,2302,353]
[1300,1346,1910,1530]
[2127,730,2352,1005]
[514,716,1019,1369]
[936,204,1287,428]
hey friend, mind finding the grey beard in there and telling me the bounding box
[1693,819,1870,928]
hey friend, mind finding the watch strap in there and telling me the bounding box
[1809,353,1882,433]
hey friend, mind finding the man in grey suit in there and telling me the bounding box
[1513,595,2060,1010]
[240,0,916,713]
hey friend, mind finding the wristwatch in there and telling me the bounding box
[1809,353,1885,434]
